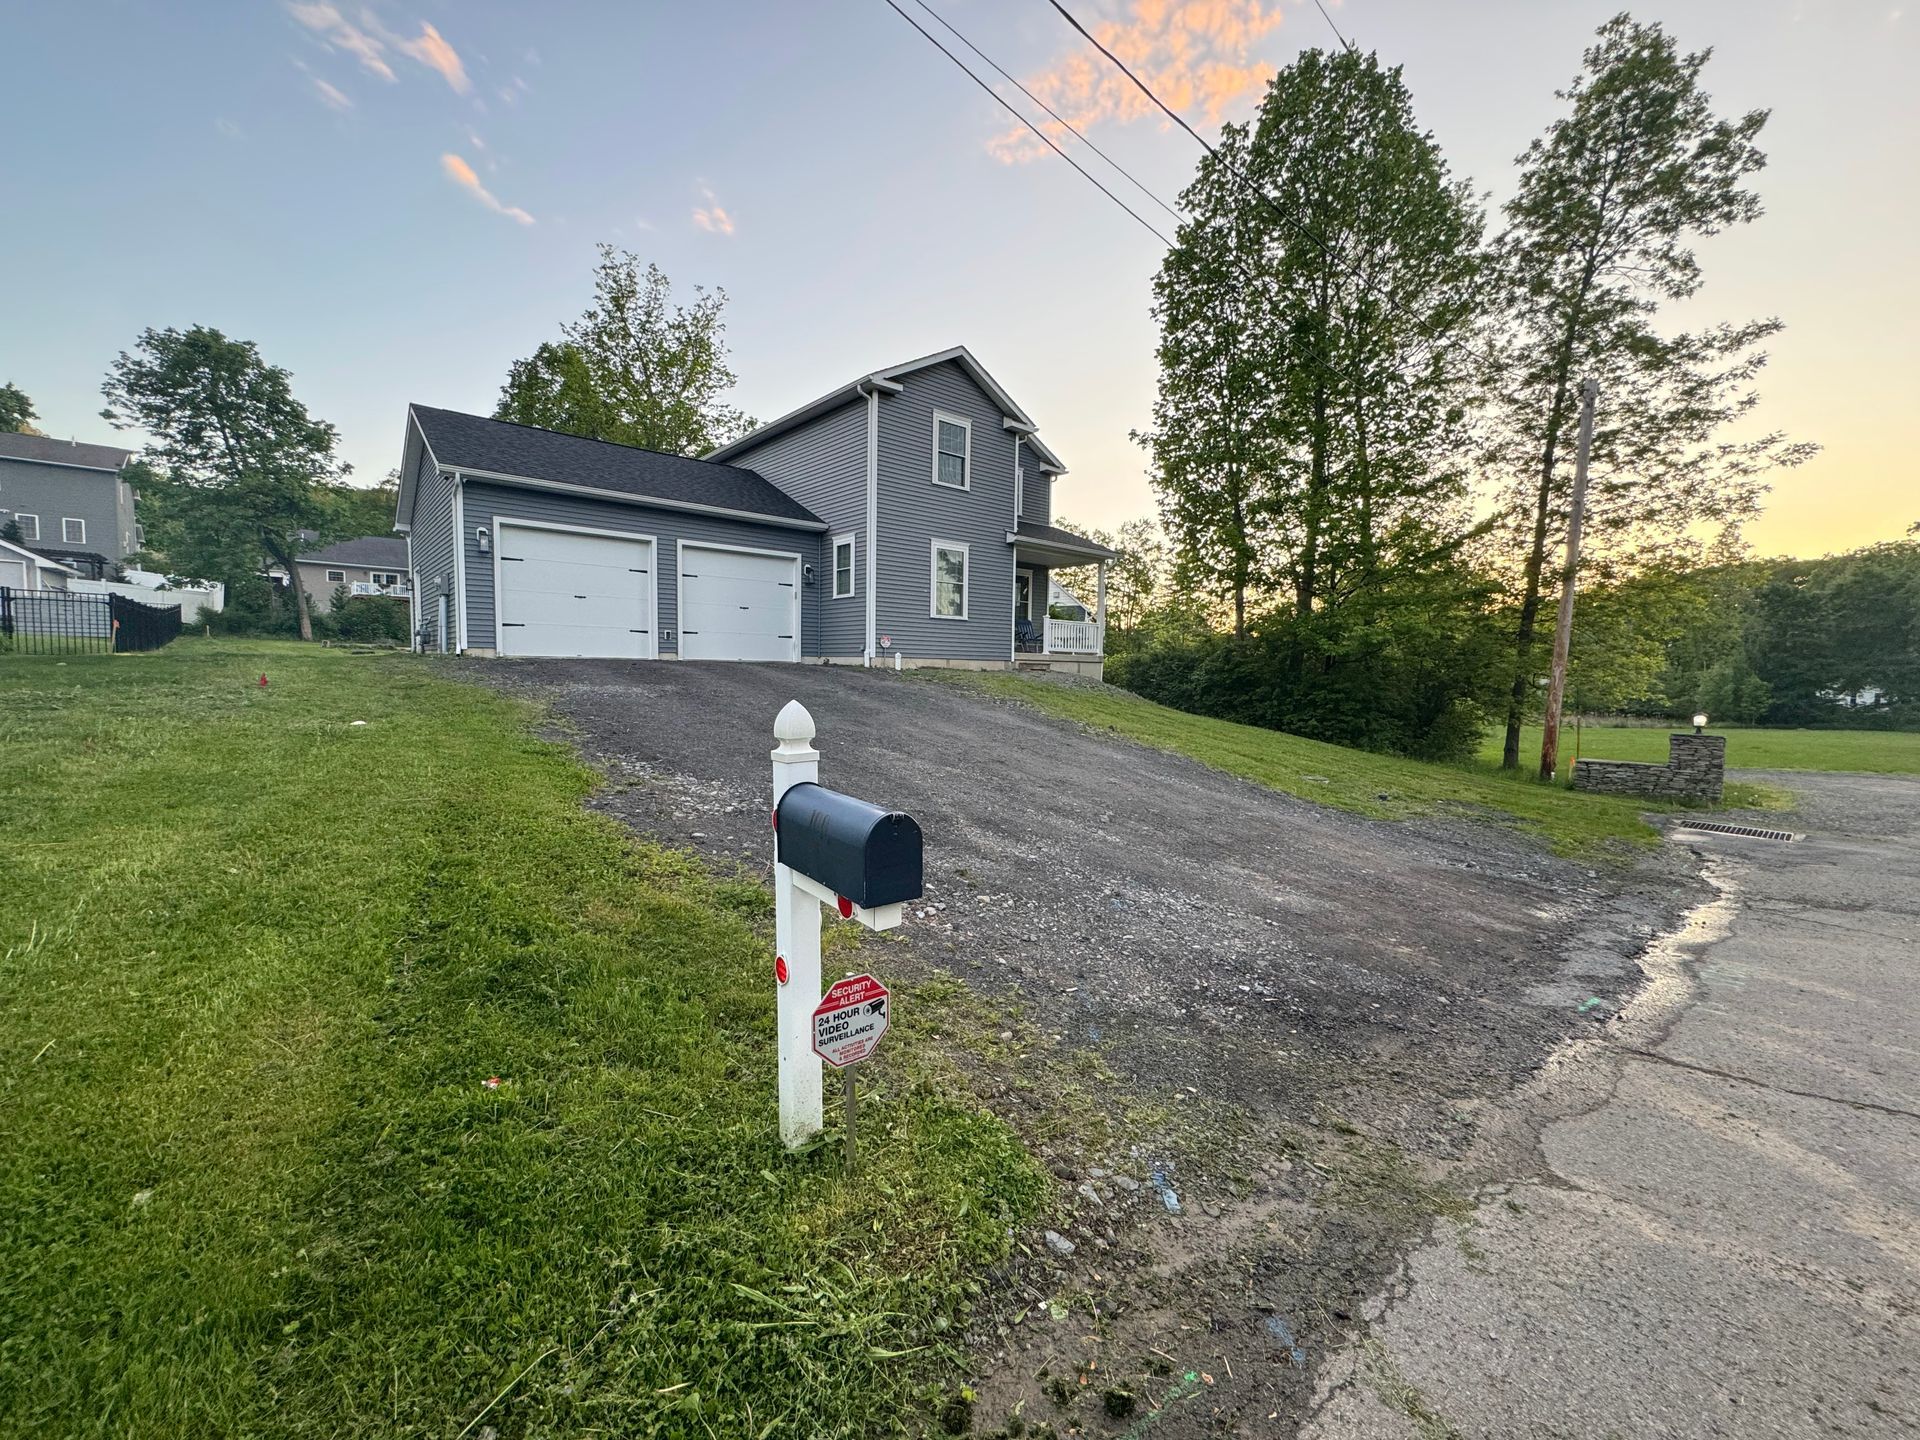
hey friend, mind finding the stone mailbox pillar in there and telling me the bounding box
[1666,732,1726,804]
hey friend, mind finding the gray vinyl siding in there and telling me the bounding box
[408,449,457,652]
[1018,457,1053,527]
[722,400,867,657]
[873,360,1017,661]
[0,458,135,561]
[459,481,822,654]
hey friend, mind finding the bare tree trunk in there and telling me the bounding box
[263,533,314,642]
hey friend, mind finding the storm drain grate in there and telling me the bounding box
[1678,821,1800,842]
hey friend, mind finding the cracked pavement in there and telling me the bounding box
[1304,770,1920,1439]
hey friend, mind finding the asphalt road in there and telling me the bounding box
[1305,770,1920,1439]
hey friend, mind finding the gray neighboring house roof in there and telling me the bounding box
[408,405,824,528]
[0,432,135,472]
[298,535,411,569]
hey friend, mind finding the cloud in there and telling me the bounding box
[312,76,354,110]
[986,0,1283,163]
[398,22,470,93]
[692,186,735,235]
[215,117,244,140]
[286,1,396,81]
[441,153,534,225]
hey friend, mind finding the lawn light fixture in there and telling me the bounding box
[1693,712,1709,735]
[475,525,490,555]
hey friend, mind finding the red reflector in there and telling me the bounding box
[775,955,789,985]
[836,896,853,918]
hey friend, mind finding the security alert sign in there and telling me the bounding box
[811,974,891,1069]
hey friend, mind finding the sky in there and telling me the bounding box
[3,0,1914,559]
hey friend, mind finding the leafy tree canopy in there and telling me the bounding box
[0,381,40,434]
[496,247,755,455]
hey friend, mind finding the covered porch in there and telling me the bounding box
[1008,520,1115,673]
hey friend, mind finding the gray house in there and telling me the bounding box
[0,433,140,579]
[394,347,1114,673]
[291,535,411,608]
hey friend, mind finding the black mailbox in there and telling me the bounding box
[775,782,923,908]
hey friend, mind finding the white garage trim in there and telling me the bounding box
[492,518,660,659]
[676,539,803,663]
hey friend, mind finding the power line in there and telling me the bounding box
[1312,0,1355,52]
[908,0,1185,223]
[1041,0,1513,382]
[880,0,1173,247]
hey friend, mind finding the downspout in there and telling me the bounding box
[860,382,879,666]
[450,474,468,653]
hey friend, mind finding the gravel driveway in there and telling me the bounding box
[467,658,1696,1435]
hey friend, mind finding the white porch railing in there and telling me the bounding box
[349,582,410,598]
[1045,617,1104,654]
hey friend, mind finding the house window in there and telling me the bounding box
[831,534,855,598]
[932,411,970,489]
[370,571,400,588]
[326,569,346,583]
[931,540,968,620]
[62,517,85,545]
[14,514,37,542]
[1015,572,1033,622]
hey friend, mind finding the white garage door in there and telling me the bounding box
[496,524,654,659]
[678,544,800,662]
[0,559,27,591]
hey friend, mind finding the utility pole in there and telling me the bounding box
[1540,378,1598,784]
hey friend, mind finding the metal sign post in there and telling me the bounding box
[770,701,920,1153]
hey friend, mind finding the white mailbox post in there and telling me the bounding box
[771,700,913,1150]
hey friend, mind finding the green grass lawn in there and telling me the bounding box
[944,674,1773,856]
[1483,722,1920,778]
[1,639,1041,1439]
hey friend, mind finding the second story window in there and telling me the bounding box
[933,412,970,489]
[15,513,38,542]
[63,517,85,545]
[326,569,346,583]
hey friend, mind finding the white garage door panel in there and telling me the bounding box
[0,559,27,590]
[679,545,799,662]
[497,525,653,659]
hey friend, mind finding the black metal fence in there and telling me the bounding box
[0,587,183,656]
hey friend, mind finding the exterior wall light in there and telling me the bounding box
[476,526,491,555]
[1693,712,1709,734]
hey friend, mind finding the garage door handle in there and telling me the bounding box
[501,622,526,627]
[629,568,648,574]
[501,556,523,562]
[574,594,588,599]
[738,605,751,610]
[631,629,649,634]
[681,630,698,634]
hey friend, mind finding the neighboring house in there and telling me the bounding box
[291,536,412,609]
[0,432,140,580]
[0,535,78,591]
[394,346,1115,673]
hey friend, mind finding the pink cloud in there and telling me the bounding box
[692,186,735,235]
[399,22,470,94]
[312,77,354,110]
[441,153,534,226]
[987,0,1284,163]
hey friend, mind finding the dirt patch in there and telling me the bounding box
[462,659,1701,1435]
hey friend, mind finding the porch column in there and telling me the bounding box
[1094,560,1107,640]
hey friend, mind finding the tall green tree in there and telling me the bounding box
[0,381,39,434]
[496,247,754,455]
[1140,122,1274,636]
[101,326,345,640]
[1489,14,1815,768]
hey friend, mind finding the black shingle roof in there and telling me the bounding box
[412,406,823,527]
[1013,520,1116,559]
[298,535,410,568]
[0,432,135,472]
